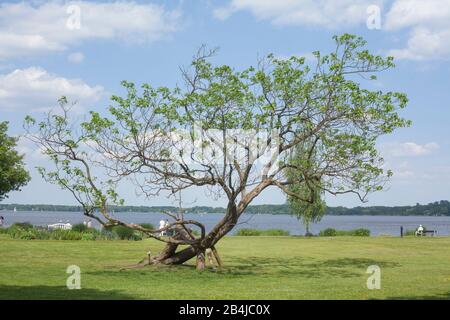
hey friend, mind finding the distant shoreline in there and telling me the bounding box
[1,201,450,216]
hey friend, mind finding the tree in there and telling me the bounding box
[0,121,30,201]
[286,132,326,235]
[287,184,326,236]
[25,35,410,269]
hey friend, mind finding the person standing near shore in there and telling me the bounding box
[159,219,166,236]
[0,216,4,227]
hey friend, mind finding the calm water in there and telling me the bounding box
[2,210,450,236]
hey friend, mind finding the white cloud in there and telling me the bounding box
[0,1,182,60]
[0,67,104,112]
[381,142,440,157]
[213,0,450,61]
[213,0,384,28]
[385,0,450,60]
[67,52,84,63]
[385,0,450,30]
[15,137,48,164]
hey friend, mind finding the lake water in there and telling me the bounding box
[2,210,450,236]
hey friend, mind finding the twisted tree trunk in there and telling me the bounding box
[150,202,240,269]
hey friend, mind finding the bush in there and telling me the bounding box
[319,228,337,237]
[49,229,83,240]
[236,228,262,236]
[260,229,290,236]
[2,223,144,241]
[72,223,89,232]
[319,228,370,237]
[236,228,290,236]
[108,225,141,240]
[12,222,34,230]
[6,225,49,240]
[139,223,154,230]
[99,229,115,240]
[81,232,95,241]
[351,228,371,237]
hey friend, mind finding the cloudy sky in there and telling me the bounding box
[1,0,450,208]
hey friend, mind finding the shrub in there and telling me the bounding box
[6,225,49,240]
[236,228,290,236]
[2,223,144,241]
[319,228,371,237]
[319,228,337,237]
[260,229,290,236]
[107,225,142,240]
[236,228,262,236]
[351,228,370,237]
[81,233,95,241]
[12,222,34,230]
[72,223,89,232]
[49,229,83,240]
[6,225,28,238]
[99,229,115,240]
[139,223,154,230]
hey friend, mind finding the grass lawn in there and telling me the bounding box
[0,234,449,299]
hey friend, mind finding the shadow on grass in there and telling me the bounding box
[310,258,400,269]
[0,285,133,300]
[223,256,400,278]
[84,257,401,282]
[386,291,450,300]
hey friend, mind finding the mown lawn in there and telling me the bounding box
[0,234,449,299]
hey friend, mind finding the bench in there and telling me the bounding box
[415,230,437,237]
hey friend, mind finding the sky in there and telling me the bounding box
[1,0,450,208]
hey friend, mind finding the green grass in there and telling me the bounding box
[0,234,449,299]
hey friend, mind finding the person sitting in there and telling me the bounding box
[415,224,425,236]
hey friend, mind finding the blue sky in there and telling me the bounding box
[1,0,450,208]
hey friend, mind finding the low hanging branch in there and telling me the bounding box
[24,34,410,270]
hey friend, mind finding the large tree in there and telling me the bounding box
[25,35,409,269]
[0,122,30,201]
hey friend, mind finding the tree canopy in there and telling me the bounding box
[0,121,30,201]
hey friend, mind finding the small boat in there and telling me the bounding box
[13,207,17,212]
[48,222,72,230]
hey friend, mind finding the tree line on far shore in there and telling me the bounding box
[1,200,450,216]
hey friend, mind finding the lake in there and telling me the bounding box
[2,210,450,236]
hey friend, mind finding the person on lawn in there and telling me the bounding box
[159,219,166,236]
[416,224,424,236]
